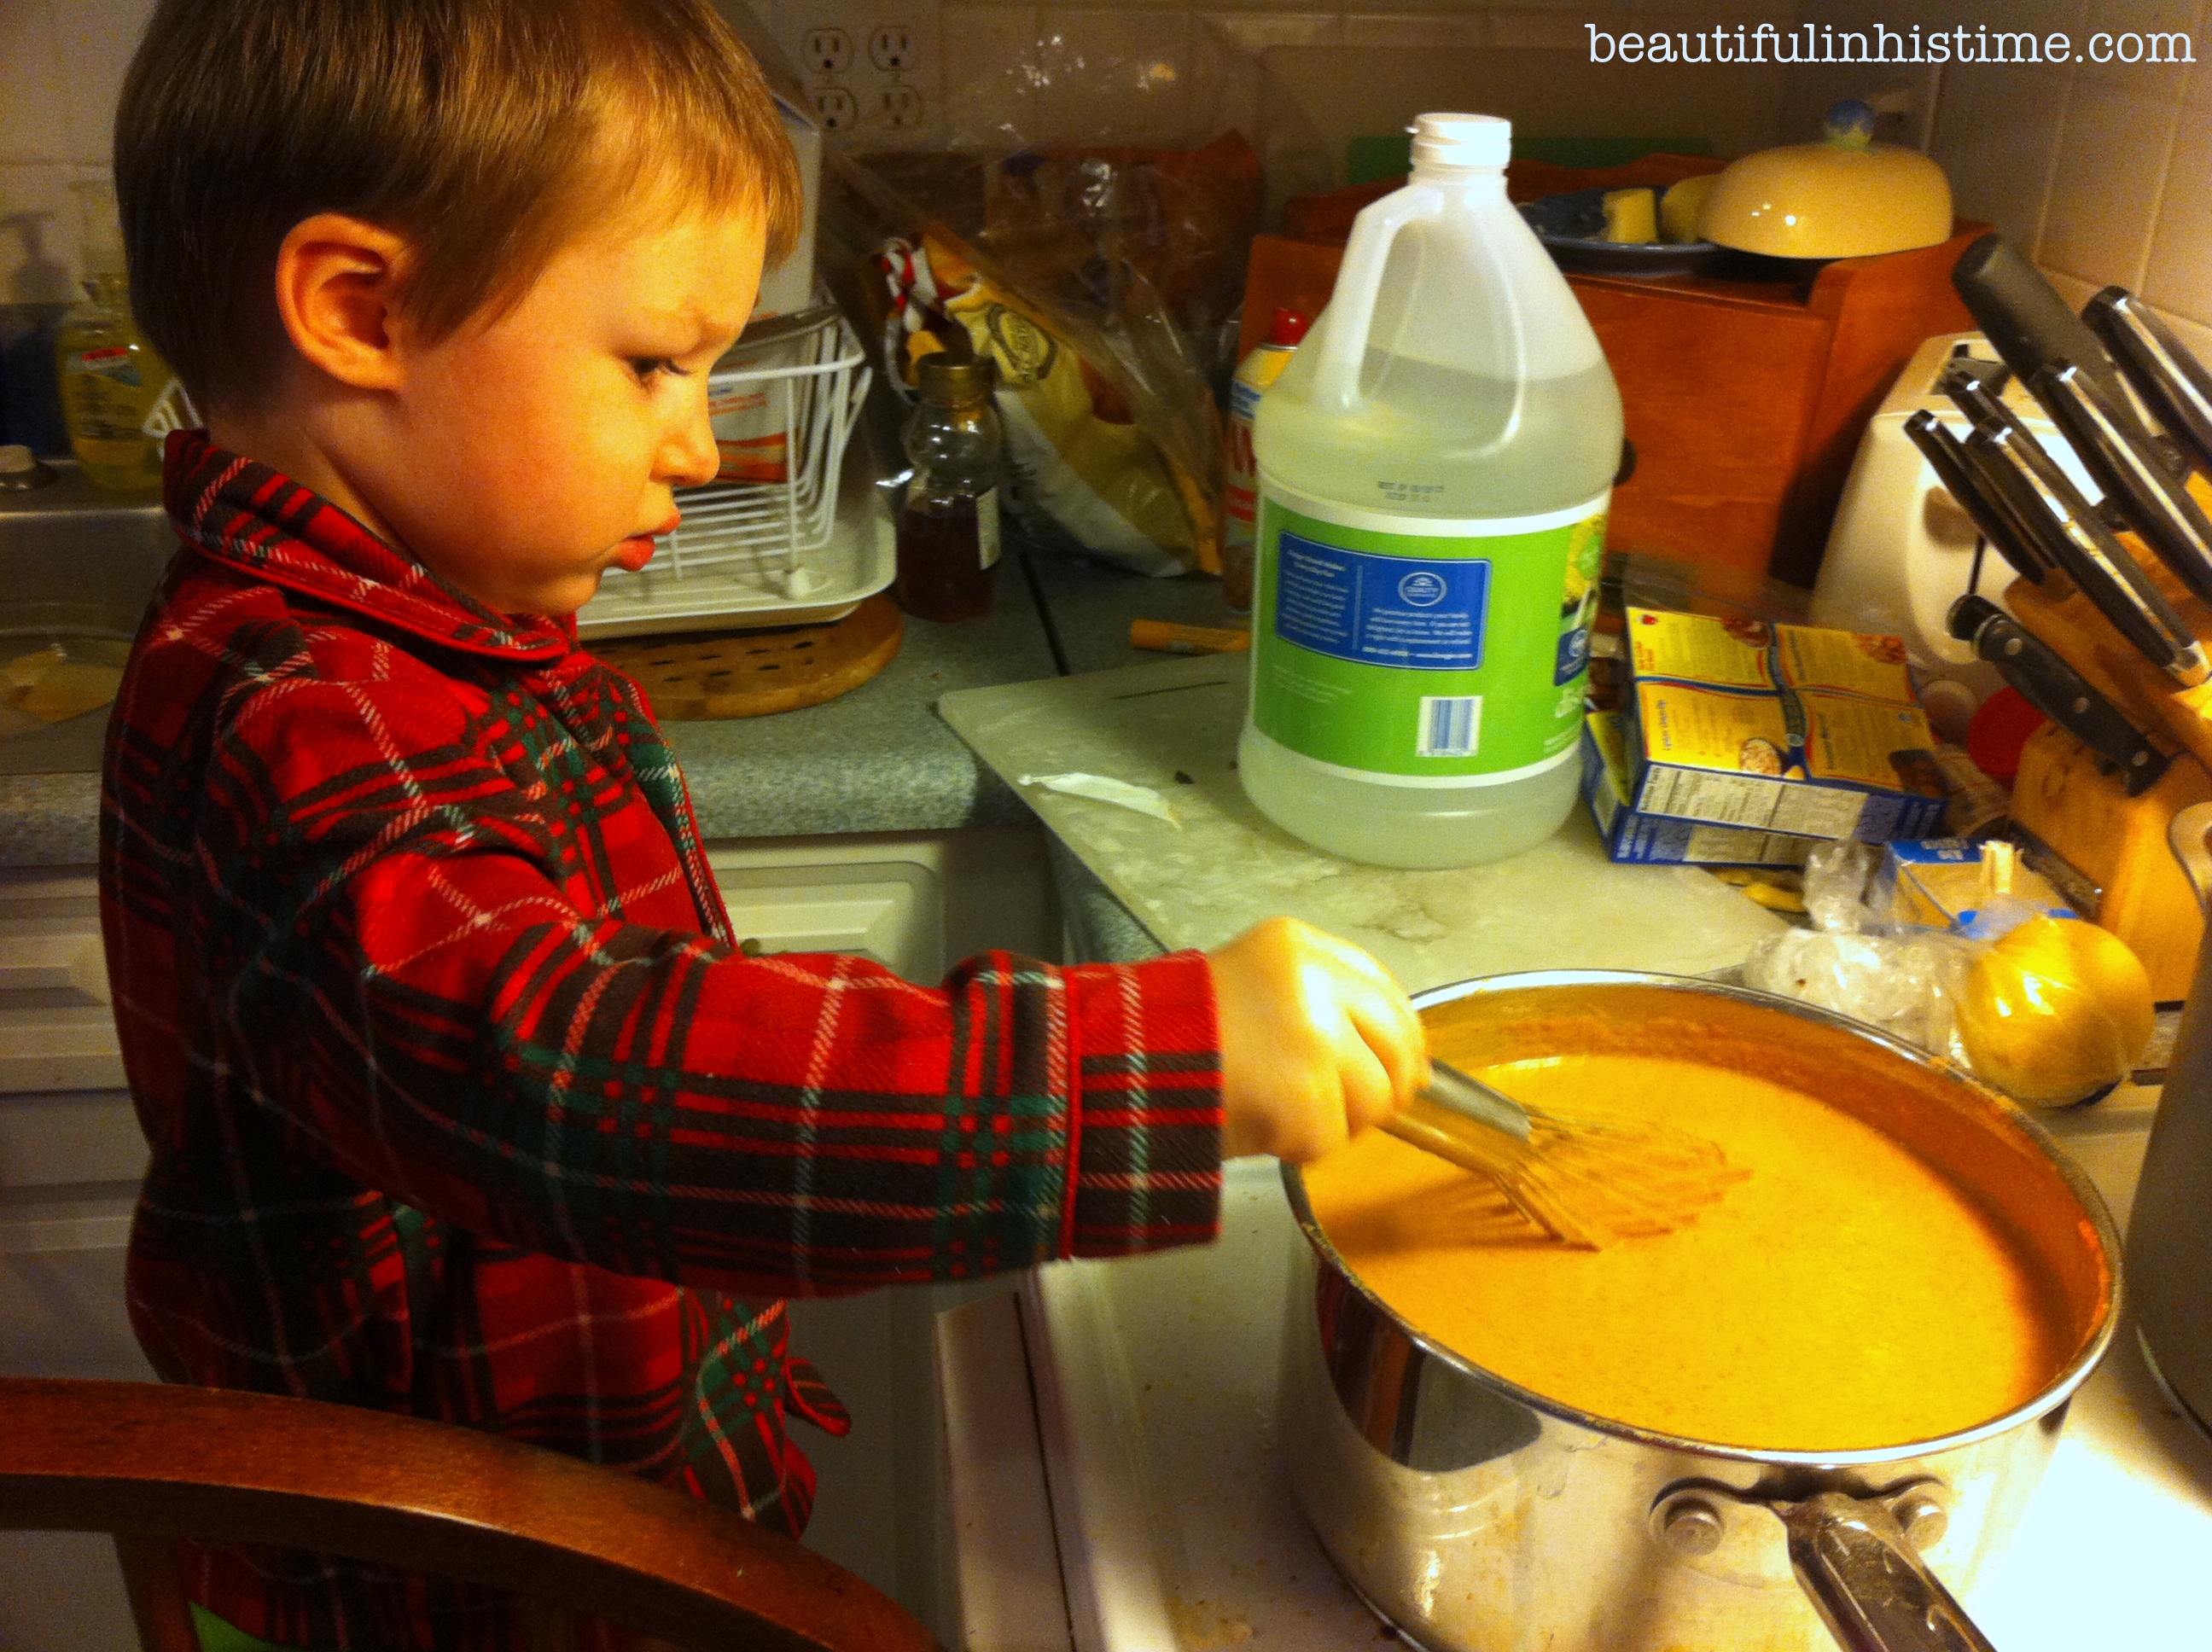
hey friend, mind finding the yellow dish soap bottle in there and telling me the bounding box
[55,179,182,493]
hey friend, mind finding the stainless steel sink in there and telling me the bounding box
[0,462,175,776]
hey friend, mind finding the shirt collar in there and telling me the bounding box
[161,429,573,662]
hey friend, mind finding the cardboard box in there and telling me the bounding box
[1875,838,2075,929]
[1582,713,1819,866]
[713,5,821,326]
[1618,608,1947,843]
[752,92,822,324]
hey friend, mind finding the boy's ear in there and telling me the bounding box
[272,214,415,392]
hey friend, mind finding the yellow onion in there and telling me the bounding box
[1956,915,2155,1105]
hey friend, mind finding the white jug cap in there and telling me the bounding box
[1409,113,1511,169]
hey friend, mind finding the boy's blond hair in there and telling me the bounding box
[117,0,802,410]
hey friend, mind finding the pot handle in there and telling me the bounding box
[2170,800,2212,910]
[1782,1492,1998,1652]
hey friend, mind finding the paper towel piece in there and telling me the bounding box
[1019,772,1179,827]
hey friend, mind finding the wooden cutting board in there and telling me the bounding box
[589,595,903,719]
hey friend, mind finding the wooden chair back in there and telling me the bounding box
[0,1377,938,1652]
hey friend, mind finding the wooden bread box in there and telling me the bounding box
[1244,157,1983,595]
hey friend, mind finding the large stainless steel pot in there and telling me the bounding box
[1281,971,2119,1652]
[2129,801,2212,1435]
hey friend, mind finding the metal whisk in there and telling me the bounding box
[1382,1060,1747,1249]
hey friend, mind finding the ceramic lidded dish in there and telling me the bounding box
[1700,99,1953,259]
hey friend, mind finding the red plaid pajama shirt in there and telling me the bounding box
[99,433,1225,1650]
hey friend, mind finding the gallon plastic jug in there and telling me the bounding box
[1241,113,1622,867]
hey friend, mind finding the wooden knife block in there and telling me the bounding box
[1245,161,1987,592]
[2011,721,2208,1001]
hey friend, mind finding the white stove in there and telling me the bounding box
[937,1085,2212,1651]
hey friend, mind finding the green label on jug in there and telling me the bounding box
[1251,480,1607,782]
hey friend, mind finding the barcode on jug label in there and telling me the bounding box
[1417,695,1481,758]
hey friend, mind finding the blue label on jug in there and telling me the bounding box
[1556,618,1592,683]
[1273,532,1490,672]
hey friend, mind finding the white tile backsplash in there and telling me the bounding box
[2074,0,2204,98]
[2037,75,2181,291]
[46,0,158,163]
[1929,64,2071,251]
[0,1,68,166]
[3,0,2208,382]
[2165,308,2212,366]
[2144,105,2212,323]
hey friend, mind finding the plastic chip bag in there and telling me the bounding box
[816,20,1327,579]
[882,226,1213,575]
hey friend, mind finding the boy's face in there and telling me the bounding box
[373,200,766,616]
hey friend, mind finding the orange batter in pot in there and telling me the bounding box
[1302,1032,2073,1451]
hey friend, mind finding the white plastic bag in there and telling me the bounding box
[1742,840,1972,1061]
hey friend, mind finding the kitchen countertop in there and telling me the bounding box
[0,545,1237,868]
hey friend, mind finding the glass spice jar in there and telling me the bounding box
[894,355,1003,622]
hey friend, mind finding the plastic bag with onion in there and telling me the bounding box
[1742,840,2154,1105]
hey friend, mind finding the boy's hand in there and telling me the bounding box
[1207,916,1428,1162]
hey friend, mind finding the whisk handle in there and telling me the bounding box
[1420,1062,1533,1143]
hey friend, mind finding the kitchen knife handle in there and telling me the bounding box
[1965,424,2209,687]
[1952,235,2140,421]
[1902,412,2047,584]
[1948,595,2173,794]
[2029,360,2212,607]
[1958,426,2080,580]
[1938,358,2018,435]
[2084,287,2212,478]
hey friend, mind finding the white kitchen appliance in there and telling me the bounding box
[1813,329,2097,736]
[574,308,883,638]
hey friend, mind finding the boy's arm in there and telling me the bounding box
[190,673,1224,1295]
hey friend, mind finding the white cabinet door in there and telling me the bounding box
[703,827,1057,1642]
[0,870,148,1652]
[0,870,148,1381]
[707,824,1057,984]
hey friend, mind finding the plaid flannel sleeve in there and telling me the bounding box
[195,669,1224,1295]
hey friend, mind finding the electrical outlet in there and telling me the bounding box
[868,25,916,72]
[810,86,858,131]
[876,84,923,127]
[774,0,941,144]
[800,26,853,73]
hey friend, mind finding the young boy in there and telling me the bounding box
[102,2,1427,1647]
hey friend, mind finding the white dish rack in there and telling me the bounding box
[578,309,888,638]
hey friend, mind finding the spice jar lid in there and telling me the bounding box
[917,354,997,404]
